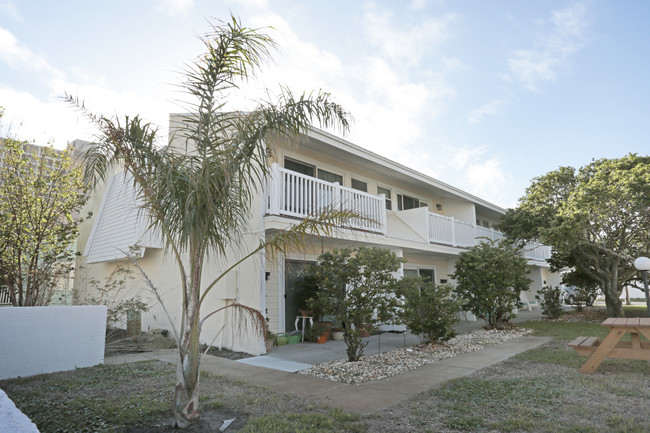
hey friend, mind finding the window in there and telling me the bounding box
[397,193,421,210]
[284,158,314,176]
[317,169,343,184]
[351,178,367,192]
[403,268,436,284]
[377,186,392,210]
[419,268,435,283]
[419,202,429,210]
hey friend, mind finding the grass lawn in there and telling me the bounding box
[2,307,650,432]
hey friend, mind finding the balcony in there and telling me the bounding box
[265,163,387,234]
[264,164,551,262]
[426,212,551,261]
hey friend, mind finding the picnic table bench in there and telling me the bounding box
[568,318,650,374]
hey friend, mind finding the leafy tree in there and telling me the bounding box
[0,131,86,306]
[310,247,402,361]
[452,240,531,329]
[397,277,460,343]
[69,16,351,429]
[499,154,650,317]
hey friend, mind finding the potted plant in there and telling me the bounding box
[331,327,344,341]
[306,323,330,344]
[275,333,288,346]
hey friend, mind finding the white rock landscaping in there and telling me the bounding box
[300,328,533,385]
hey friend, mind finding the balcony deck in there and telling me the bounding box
[265,164,551,261]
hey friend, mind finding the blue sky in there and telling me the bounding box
[1,0,648,208]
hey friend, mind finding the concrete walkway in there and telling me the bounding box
[261,308,546,369]
[106,309,551,415]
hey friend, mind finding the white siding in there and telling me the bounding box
[84,172,162,263]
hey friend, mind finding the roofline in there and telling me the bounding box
[305,126,506,214]
[167,113,506,214]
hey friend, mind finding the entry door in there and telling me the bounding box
[284,261,313,332]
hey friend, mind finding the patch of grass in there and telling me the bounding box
[606,414,650,433]
[444,415,485,431]
[622,305,649,316]
[490,418,537,432]
[514,341,586,367]
[241,410,365,433]
[518,320,607,340]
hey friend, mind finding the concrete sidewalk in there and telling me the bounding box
[105,334,552,415]
[260,308,546,369]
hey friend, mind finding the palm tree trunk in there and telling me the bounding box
[173,244,204,428]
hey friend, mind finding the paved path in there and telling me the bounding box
[106,335,552,415]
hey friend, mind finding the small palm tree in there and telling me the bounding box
[69,16,351,428]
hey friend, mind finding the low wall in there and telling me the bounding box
[0,306,107,380]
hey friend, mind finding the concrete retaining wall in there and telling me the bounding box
[0,306,107,380]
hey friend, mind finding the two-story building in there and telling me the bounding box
[74,115,560,355]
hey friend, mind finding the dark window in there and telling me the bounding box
[284,158,314,177]
[317,169,343,184]
[419,268,435,283]
[377,186,392,210]
[397,193,420,210]
[351,178,367,192]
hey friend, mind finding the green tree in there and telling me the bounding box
[452,240,531,329]
[69,16,351,428]
[310,247,402,361]
[499,154,650,317]
[397,277,460,343]
[0,133,86,306]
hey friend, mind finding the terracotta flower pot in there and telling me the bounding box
[265,339,274,353]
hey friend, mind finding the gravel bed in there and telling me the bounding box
[299,328,533,385]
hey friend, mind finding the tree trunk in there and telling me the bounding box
[602,279,624,318]
[625,286,630,306]
[173,317,201,428]
[173,245,204,428]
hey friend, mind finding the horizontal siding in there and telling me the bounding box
[86,172,161,263]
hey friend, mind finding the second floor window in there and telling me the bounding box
[351,178,367,192]
[377,186,392,210]
[284,158,314,176]
[397,193,427,210]
[317,168,343,184]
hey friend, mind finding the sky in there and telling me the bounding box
[0,0,648,209]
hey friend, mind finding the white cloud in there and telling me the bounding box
[0,0,21,21]
[506,2,590,91]
[465,157,507,202]
[363,2,458,66]
[158,0,194,16]
[0,27,174,148]
[227,0,268,9]
[0,27,63,81]
[468,99,507,124]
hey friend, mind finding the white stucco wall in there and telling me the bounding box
[0,306,107,380]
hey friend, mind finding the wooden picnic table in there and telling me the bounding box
[568,318,650,374]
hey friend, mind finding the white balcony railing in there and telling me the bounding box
[266,163,387,234]
[427,212,551,261]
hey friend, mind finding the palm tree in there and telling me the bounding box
[68,16,351,428]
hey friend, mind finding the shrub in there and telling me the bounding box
[311,247,402,361]
[452,240,531,329]
[569,287,598,310]
[536,285,564,319]
[398,277,461,343]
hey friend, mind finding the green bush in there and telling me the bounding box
[536,285,564,319]
[569,287,598,310]
[452,240,531,329]
[398,277,460,343]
